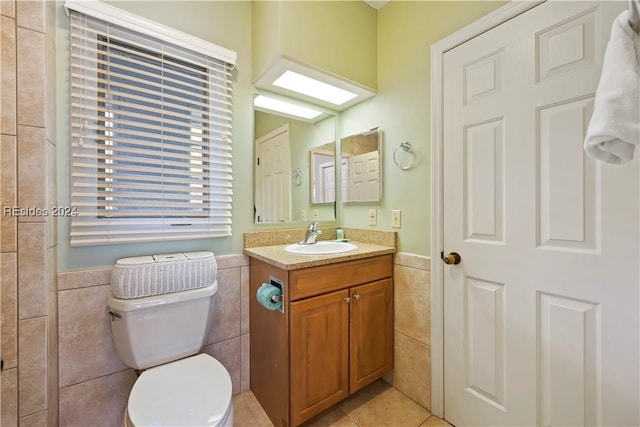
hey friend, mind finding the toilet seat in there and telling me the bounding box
[127,353,233,427]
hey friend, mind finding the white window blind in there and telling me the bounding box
[68,5,236,246]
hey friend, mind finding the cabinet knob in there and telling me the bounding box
[344,297,351,303]
[353,294,360,301]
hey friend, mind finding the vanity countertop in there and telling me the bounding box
[243,241,396,270]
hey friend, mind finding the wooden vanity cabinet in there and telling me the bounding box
[249,254,393,427]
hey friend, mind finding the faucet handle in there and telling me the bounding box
[308,221,318,231]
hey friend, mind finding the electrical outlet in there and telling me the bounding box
[391,210,401,228]
[369,209,377,226]
[300,209,307,221]
[312,209,319,220]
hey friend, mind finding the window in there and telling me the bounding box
[67,1,236,246]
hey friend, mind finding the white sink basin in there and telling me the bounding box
[285,241,357,255]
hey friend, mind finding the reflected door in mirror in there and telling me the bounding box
[310,143,337,204]
[255,124,291,223]
[342,128,381,202]
[348,151,379,201]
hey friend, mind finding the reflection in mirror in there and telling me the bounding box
[310,142,337,204]
[341,127,381,202]
[254,108,336,224]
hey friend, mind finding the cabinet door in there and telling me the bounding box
[290,289,350,426]
[349,278,393,393]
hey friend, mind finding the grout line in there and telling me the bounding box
[57,282,111,292]
[58,366,132,390]
[394,328,431,348]
[18,408,47,422]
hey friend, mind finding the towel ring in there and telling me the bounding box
[292,168,302,186]
[393,142,417,170]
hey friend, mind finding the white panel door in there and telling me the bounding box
[341,158,349,202]
[443,2,639,426]
[320,161,336,203]
[255,125,291,223]
[348,151,380,201]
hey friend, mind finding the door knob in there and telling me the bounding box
[442,252,461,265]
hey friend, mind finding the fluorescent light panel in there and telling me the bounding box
[273,70,358,106]
[254,95,323,120]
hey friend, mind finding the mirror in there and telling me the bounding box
[254,108,336,224]
[341,127,381,202]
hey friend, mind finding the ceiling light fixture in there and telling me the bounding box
[273,70,358,106]
[253,95,323,120]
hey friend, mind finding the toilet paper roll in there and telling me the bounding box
[256,283,282,311]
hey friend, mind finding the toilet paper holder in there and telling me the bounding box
[269,276,285,314]
[270,294,283,303]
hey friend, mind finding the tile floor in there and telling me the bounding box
[233,380,452,427]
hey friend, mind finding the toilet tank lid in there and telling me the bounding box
[107,280,218,312]
[128,354,232,427]
[115,251,214,266]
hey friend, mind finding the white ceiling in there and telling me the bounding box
[363,0,390,10]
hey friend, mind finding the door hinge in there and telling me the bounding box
[257,157,260,166]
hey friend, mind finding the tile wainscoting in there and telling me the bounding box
[385,252,432,411]
[1,1,58,426]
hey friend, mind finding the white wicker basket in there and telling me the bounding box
[111,251,217,299]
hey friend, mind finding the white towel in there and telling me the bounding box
[584,10,640,164]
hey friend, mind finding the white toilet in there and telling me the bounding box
[107,281,234,427]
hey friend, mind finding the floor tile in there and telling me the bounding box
[244,379,434,427]
[300,406,358,427]
[241,390,274,427]
[233,394,259,427]
[339,380,431,427]
[419,415,453,426]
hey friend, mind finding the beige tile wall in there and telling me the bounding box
[1,1,57,425]
[57,254,251,426]
[385,253,432,411]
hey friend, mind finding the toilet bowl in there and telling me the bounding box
[123,354,233,427]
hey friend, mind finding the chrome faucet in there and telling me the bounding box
[299,222,322,245]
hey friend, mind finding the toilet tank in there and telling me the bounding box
[107,282,218,370]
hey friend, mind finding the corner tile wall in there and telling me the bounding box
[57,254,250,426]
[385,253,432,411]
[1,1,58,425]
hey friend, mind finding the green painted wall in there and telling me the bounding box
[56,1,255,271]
[251,1,281,80]
[340,1,505,257]
[279,1,377,90]
[252,1,377,90]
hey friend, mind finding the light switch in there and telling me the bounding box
[391,210,401,228]
[369,209,377,226]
